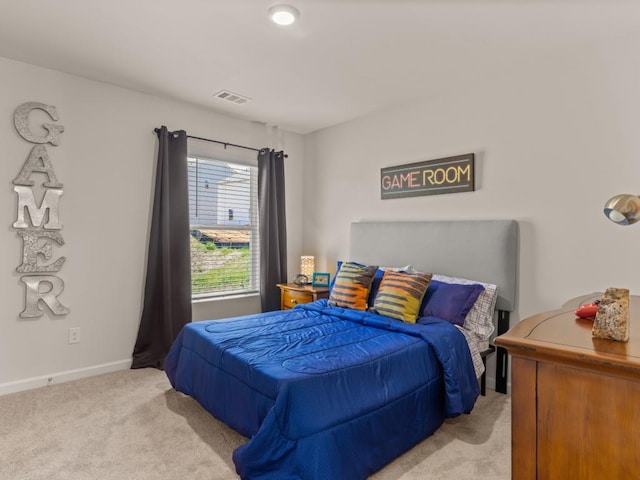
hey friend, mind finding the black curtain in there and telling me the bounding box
[132,126,192,369]
[258,148,288,312]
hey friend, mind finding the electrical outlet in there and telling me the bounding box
[68,327,80,344]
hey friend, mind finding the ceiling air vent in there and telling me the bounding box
[214,90,251,105]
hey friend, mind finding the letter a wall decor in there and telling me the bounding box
[12,102,69,318]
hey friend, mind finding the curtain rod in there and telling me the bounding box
[153,128,287,157]
[188,134,261,153]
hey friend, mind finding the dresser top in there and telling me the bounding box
[495,293,640,373]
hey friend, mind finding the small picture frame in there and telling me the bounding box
[312,272,330,287]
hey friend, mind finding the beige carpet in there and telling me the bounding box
[0,369,511,480]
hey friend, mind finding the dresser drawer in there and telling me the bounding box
[281,288,313,309]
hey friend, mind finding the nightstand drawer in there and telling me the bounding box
[282,289,313,309]
[277,283,330,310]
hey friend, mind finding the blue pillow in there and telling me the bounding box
[420,279,443,309]
[419,282,484,327]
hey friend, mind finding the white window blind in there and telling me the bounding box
[187,156,259,298]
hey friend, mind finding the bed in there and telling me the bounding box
[165,220,519,479]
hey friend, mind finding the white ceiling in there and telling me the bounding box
[1,0,639,134]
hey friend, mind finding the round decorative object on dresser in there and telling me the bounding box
[293,274,308,286]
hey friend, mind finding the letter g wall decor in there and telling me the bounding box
[12,102,69,318]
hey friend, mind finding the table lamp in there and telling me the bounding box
[300,256,315,280]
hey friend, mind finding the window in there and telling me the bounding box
[188,156,259,298]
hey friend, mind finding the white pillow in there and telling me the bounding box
[380,265,412,272]
[431,274,498,340]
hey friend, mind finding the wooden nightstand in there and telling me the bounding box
[495,293,640,479]
[277,283,330,310]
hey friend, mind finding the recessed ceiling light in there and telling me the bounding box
[268,4,300,26]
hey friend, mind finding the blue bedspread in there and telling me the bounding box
[164,300,479,479]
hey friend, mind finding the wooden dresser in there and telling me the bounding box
[495,293,640,480]
[277,283,330,310]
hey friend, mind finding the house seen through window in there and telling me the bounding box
[188,156,259,298]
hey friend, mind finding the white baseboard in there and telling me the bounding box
[0,359,132,397]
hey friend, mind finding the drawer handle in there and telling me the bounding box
[290,299,298,304]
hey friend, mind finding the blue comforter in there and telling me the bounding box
[165,300,479,479]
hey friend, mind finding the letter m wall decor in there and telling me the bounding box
[380,153,475,199]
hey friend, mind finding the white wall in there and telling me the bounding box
[4,30,639,395]
[302,34,640,385]
[0,56,305,394]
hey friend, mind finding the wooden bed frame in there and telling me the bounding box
[349,220,519,393]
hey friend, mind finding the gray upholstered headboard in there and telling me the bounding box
[349,220,519,394]
[349,220,519,312]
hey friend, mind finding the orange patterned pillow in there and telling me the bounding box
[328,262,378,310]
[371,270,432,323]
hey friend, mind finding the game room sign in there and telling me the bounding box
[380,153,475,199]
